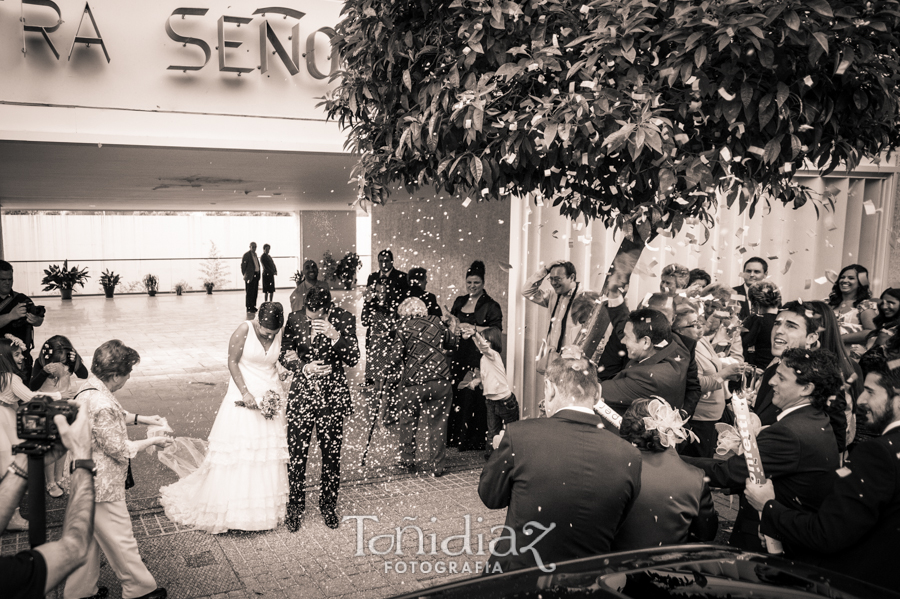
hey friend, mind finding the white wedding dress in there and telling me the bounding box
[160,325,289,533]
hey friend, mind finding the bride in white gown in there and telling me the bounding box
[160,302,289,533]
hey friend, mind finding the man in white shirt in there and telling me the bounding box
[522,261,579,372]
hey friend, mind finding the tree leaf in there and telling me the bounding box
[741,82,754,108]
[694,45,708,67]
[784,10,800,31]
[763,136,782,164]
[808,0,834,18]
[470,156,483,183]
[812,32,830,55]
[775,82,789,108]
[402,69,412,91]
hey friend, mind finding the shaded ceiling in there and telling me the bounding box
[0,141,360,212]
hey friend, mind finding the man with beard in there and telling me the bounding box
[280,287,359,530]
[289,259,328,313]
[746,351,900,590]
[522,261,579,374]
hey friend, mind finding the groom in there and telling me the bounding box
[280,286,359,530]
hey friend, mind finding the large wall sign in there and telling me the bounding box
[0,0,342,120]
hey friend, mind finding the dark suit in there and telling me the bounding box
[279,306,360,513]
[241,250,261,312]
[405,285,442,318]
[479,409,642,573]
[613,448,717,550]
[362,268,409,383]
[686,405,840,552]
[260,252,277,294]
[759,426,900,590]
[752,362,779,425]
[732,284,750,321]
[600,335,691,415]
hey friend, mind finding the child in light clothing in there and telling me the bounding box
[473,328,519,459]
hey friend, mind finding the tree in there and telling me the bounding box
[199,241,230,290]
[322,0,900,356]
[323,0,900,242]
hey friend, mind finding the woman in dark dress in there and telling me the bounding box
[741,281,781,369]
[261,244,278,303]
[446,260,502,455]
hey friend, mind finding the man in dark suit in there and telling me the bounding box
[279,287,360,530]
[732,257,768,321]
[362,249,408,387]
[404,267,442,318]
[240,242,261,314]
[600,308,691,415]
[746,351,900,590]
[479,347,642,574]
[751,301,820,425]
[685,348,841,552]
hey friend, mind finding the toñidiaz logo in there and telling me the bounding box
[343,515,557,574]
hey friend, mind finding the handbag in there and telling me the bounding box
[125,460,135,489]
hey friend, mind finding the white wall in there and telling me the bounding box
[2,213,302,296]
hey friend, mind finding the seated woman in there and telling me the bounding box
[612,397,718,551]
[827,264,878,351]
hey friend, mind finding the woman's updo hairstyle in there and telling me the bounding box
[466,260,486,281]
[748,281,782,311]
[620,398,667,452]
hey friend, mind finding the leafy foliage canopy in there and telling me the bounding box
[323,0,900,241]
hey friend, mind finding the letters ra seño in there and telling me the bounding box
[13,1,338,78]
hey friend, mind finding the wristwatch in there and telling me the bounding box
[70,459,97,476]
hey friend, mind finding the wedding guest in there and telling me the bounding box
[260,244,277,303]
[30,335,89,499]
[660,263,689,296]
[732,257,768,320]
[807,301,860,452]
[613,397,717,550]
[404,267,442,318]
[0,408,95,598]
[521,260,579,374]
[280,287,359,530]
[64,340,172,599]
[828,264,878,348]
[473,327,519,460]
[361,249,408,389]
[684,348,841,553]
[479,347,642,573]
[447,260,501,451]
[289,260,326,313]
[600,308,690,415]
[750,301,821,426]
[240,242,262,314]
[745,351,900,590]
[741,281,781,369]
[688,268,712,289]
[866,288,900,352]
[392,298,454,477]
[0,336,62,530]
[673,303,740,457]
[0,261,44,378]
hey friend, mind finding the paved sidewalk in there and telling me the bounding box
[2,290,737,599]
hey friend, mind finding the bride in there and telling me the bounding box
[160,302,289,533]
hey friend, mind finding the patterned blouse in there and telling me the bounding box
[74,374,137,503]
[835,299,879,335]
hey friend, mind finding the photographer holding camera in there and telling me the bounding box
[1,405,95,599]
[0,261,44,378]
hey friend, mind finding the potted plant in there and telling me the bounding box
[143,274,159,297]
[99,269,120,298]
[199,241,230,294]
[336,252,362,290]
[203,280,215,294]
[173,281,191,296]
[320,251,339,289]
[41,260,89,300]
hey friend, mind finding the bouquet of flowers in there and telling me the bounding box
[259,389,283,420]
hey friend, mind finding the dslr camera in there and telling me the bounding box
[16,396,78,443]
[25,304,46,318]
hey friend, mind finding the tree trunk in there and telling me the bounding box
[574,236,645,360]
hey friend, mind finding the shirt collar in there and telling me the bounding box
[776,402,811,421]
[554,405,594,416]
[882,420,900,435]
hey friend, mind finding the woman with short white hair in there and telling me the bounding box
[64,340,171,599]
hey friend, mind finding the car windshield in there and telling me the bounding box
[523,559,862,599]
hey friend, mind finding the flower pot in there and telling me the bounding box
[148,290,157,297]
[204,284,214,294]
[103,286,115,299]
[60,288,73,300]
[176,289,183,296]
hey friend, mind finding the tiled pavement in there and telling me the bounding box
[2,289,737,598]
